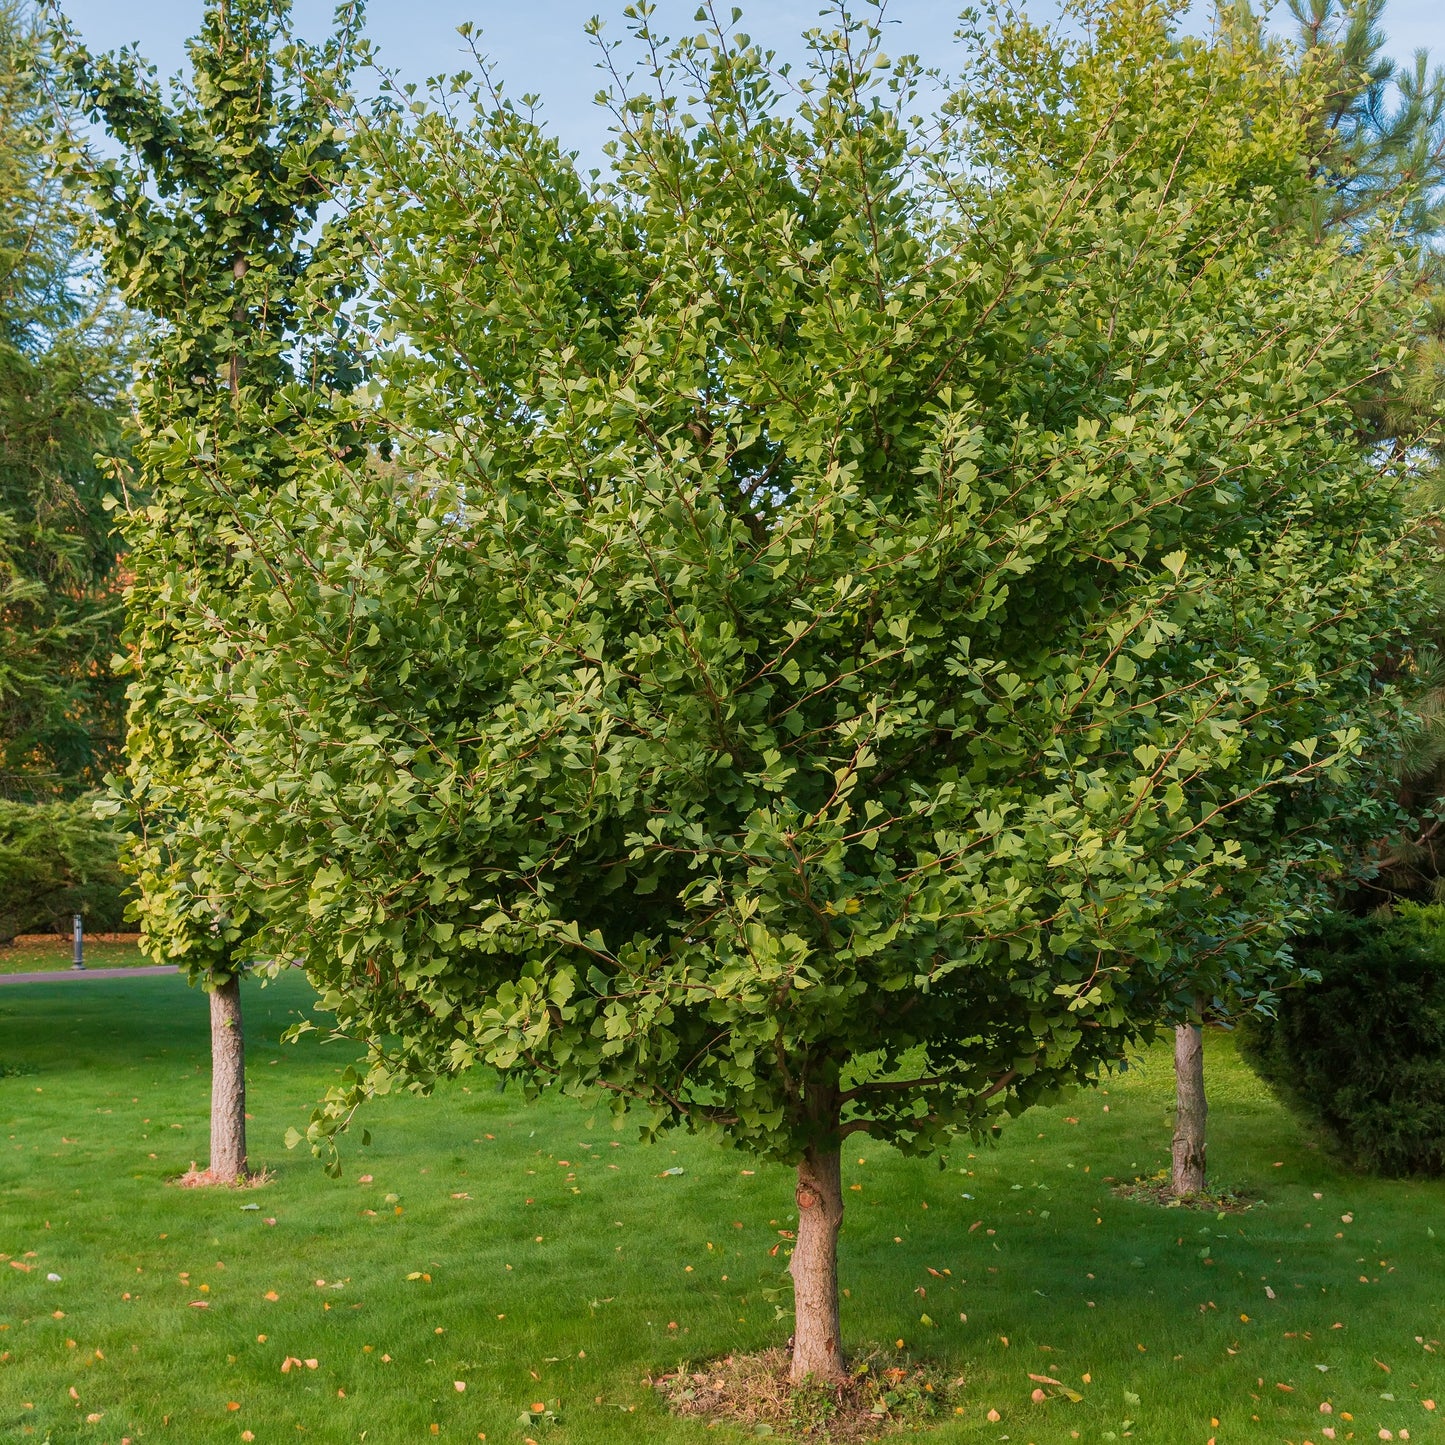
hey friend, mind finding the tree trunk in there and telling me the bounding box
[209,974,248,1182]
[789,1146,847,1385]
[1171,1022,1207,1196]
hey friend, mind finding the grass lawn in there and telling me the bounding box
[2,973,1443,1445]
[0,935,150,974]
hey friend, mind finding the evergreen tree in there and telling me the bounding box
[0,0,127,804]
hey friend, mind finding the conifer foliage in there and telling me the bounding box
[0,1,126,802]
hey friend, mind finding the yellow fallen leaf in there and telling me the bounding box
[454,1381,466,1392]
[264,1291,279,1301]
[987,1408,1001,1423]
[227,1401,240,1411]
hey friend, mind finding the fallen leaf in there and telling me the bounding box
[987,1408,1001,1422]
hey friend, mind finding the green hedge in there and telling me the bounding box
[0,796,129,943]
[1239,905,1445,1177]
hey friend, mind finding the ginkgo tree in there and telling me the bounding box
[52,0,366,1183]
[156,0,1420,1382]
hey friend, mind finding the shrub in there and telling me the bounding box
[0,797,129,943]
[1239,905,1445,1176]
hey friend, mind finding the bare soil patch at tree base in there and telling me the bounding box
[170,1164,274,1189]
[653,1346,962,1440]
[1112,1170,1258,1212]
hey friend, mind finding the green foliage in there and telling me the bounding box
[1279,3,1445,906]
[51,0,368,978]
[1288,0,1445,240]
[0,795,127,942]
[1239,905,1445,1176]
[0,1,129,801]
[148,0,1428,1173]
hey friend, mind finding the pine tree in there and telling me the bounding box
[0,0,127,803]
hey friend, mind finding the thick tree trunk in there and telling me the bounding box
[209,974,248,1182]
[1171,1022,1207,1197]
[789,1146,847,1386]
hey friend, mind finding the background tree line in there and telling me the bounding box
[0,0,128,943]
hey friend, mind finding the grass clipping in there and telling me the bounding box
[654,1346,961,1441]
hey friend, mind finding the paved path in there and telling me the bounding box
[0,965,180,986]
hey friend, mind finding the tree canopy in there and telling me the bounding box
[55,0,367,978]
[57,0,1433,1380]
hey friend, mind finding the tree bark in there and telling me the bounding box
[789,1146,847,1385]
[1171,1022,1207,1197]
[209,973,248,1182]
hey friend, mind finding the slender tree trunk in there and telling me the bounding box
[1171,1022,1207,1197]
[209,973,248,1182]
[789,1146,847,1386]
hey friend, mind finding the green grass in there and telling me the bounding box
[3,974,1444,1445]
[0,935,150,974]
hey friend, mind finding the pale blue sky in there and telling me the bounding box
[58,0,1445,174]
